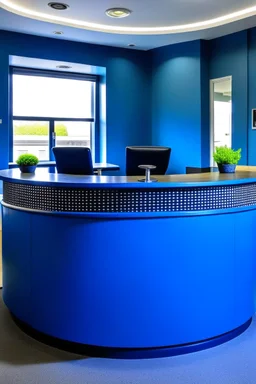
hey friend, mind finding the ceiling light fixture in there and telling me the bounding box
[105,8,131,18]
[56,65,72,69]
[48,2,69,11]
[53,31,63,35]
[2,0,256,35]
[128,44,135,47]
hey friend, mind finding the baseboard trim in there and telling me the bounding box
[11,315,252,359]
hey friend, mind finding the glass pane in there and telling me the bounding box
[13,75,94,118]
[213,79,232,152]
[13,120,49,162]
[54,121,91,148]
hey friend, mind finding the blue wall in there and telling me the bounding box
[1,27,256,184]
[151,40,206,174]
[0,30,152,175]
[209,31,248,165]
[248,28,256,165]
[151,30,254,173]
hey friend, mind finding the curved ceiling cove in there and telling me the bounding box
[1,0,256,35]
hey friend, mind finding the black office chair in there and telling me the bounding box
[126,146,171,176]
[52,147,94,175]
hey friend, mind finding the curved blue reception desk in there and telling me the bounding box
[0,169,256,358]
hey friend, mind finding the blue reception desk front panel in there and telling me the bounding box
[1,169,256,357]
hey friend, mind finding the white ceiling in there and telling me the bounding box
[5,0,256,29]
[1,0,256,50]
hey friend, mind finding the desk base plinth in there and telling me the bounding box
[12,315,252,359]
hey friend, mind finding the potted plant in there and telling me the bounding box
[213,146,241,173]
[16,154,39,173]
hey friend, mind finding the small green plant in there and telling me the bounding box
[16,154,39,166]
[213,146,241,165]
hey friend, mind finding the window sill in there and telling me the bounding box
[9,161,56,169]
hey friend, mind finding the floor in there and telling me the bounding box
[0,296,255,384]
[0,233,256,383]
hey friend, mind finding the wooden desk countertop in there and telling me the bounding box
[1,167,256,188]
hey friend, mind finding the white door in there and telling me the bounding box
[210,76,232,166]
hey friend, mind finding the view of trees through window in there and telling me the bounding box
[14,123,68,136]
[13,120,91,161]
[12,70,96,162]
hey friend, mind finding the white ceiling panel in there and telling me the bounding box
[0,1,256,50]
[4,0,256,28]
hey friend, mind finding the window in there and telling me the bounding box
[11,68,97,162]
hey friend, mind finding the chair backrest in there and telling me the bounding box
[126,146,171,176]
[52,147,94,175]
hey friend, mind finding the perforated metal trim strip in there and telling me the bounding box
[3,182,256,213]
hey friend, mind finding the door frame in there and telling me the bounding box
[210,76,232,166]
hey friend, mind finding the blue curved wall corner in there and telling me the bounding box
[151,40,209,174]
[209,31,248,165]
[106,55,152,171]
[0,30,152,176]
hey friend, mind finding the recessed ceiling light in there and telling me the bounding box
[48,2,69,10]
[128,44,135,47]
[105,8,131,18]
[56,65,72,69]
[53,31,63,35]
